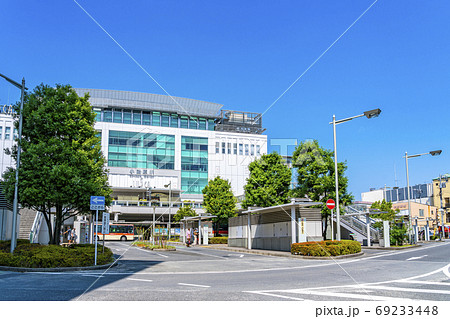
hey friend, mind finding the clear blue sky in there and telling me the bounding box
[1,1,449,200]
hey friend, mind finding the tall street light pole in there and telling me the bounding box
[404,150,441,244]
[330,108,381,240]
[0,73,27,254]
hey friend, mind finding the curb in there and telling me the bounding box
[203,245,364,259]
[363,244,421,250]
[0,259,119,273]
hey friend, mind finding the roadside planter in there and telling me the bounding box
[132,241,176,251]
[291,240,361,257]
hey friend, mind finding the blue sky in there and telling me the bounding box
[1,1,449,200]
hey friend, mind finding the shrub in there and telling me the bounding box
[291,240,361,256]
[0,241,114,268]
[209,237,228,244]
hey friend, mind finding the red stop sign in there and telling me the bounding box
[326,199,336,210]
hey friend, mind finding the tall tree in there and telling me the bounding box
[2,84,111,245]
[202,176,237,237]
[241,152,291,209]
[173,204,197,222]
[291,140,353,239]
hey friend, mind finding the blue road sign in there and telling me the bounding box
[90,196,105,210]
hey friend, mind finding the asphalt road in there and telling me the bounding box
[1,240,449,301]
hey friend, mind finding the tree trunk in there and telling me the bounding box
[322,214,328,240]
[51,205,63,245]
[42,212,54,245]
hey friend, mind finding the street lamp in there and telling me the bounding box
[164,181,172,240]
[330,108,381,240]
[404,150,442,243]
[0,73,27,253]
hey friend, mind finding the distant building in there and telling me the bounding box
[361,183,433,205]
[431,174,450,225]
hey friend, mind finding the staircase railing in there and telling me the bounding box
[29,211,43,243]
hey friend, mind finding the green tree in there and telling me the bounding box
[291,140,353,239]
[370,200,407,245]
[173,204,197,222]
[241,152,292,209]
[2,84,111,246]
[202,176,237,236]
[370,199,399,221]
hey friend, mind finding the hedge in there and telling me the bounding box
[291,240,361,256]
[209,237,228,244]
[0,240,114,268]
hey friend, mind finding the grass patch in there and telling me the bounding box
[0,239,114,268]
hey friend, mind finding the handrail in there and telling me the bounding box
[29,211,43,243]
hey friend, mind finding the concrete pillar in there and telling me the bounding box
[366,213,371,247]
[383,220,390,248]
[291,206,296,245]
[247,211,251,250]
[198,218,202,245]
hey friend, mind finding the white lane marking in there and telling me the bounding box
[245,291,306,301]
[360,285,450,295]
[82,274,104,278]
[127,278,153,283]
[178,283,210,288]
[406,255,428,261]
[401,280,450,286]
[228,254,244,258]
[444,264,450,279]
[132,247,168,258]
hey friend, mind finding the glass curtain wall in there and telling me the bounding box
[108,131,175,169]
[181,136,208,194]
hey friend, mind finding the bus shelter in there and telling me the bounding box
[228,199,323,251]
[180,215,216,245]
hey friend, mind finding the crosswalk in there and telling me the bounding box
[245,266,450,301]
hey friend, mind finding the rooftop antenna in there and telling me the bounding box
[394,163,399,187]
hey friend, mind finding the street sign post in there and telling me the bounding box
[326,199,335,241]
[102,212,110,253]
[90,196,105,265]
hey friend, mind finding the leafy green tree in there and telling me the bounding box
[173,204,197,222]
[241,152,292,209]
[2,84,111,245]
[370,200,406,245]
[202,176,237,236]
[291,140,353,239]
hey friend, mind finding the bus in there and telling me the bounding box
[95,223,135,241]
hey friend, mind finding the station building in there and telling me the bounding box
[75,89,268,224]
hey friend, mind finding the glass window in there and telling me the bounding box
[256,145,261,156]
[215,142,219,154]
[419,209,424,217]
[170,114,178,128]
[233,143,237,155]
[245,144,249,156]
[143,112,151,125]
[132,111,142,125]
[227,143,231,154]
[93,107,102,122]
[123,109,132,124]
[239,144,243,155]
[5,127,11,140]
[103,108,112,122]
[251,144,255,156]
[180,116,188,129]
[199,118,207,130]
[208,119,215,131]
[222,142,226,154]
[152,112,160,126]
[161,113,170,127]
[13,128,18,139]
[189,117,198,129]
[113,109,122,123]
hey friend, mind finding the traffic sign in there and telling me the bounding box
[90,196,105,210]
[326,199,336,210]
[102,212,110,234]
